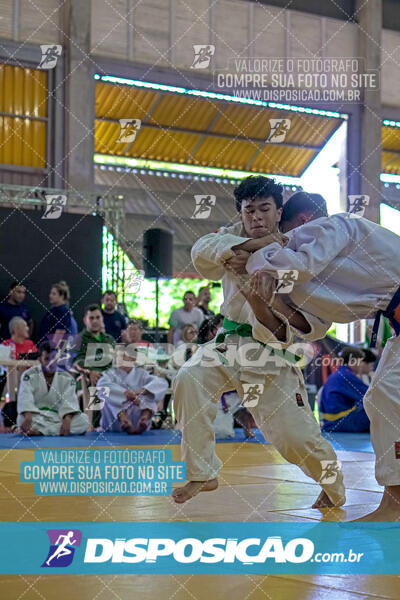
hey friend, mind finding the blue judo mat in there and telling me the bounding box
[0,428,373,453]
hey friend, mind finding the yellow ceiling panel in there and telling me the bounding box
[94,82,344,177]
[0,64,46,117]
[148,94,218,131]
[0,116,46,167]
[382,150,400,175]
[124,128,201,162]
[95,82,157,120]
[382,126,400,151]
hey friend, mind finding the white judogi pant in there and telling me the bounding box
[173,340,345,506]
[364,335,400,486]
[98,366,168,433]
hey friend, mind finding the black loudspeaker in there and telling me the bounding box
[143,228,173,278]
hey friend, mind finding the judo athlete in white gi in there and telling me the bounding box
[172,176,345,508]
[17,343,89,436]
[98,350,168,434]
[241,191,400,521]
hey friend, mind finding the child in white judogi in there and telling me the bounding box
[242,205,400,521]
[98,351,168,434]
[17,344,89,436]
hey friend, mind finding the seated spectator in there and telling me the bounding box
[319,347,370,433]
[38,281,75,343]
[101,290,127,342]
[197,286,215,317]
[122,319,153,346]
[3,317,37,358]
[98,348,168,434]
[73,304,116,388]
[17,342,89,436]
[0,282,33,342]
[178,323,198,345]
[167,291,203,345]
[359,348,377,386]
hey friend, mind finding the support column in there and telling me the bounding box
[354,0,382,223]
[65,0,94,192]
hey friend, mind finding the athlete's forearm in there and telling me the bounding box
[272,296,311,334]
[256,306,288,341]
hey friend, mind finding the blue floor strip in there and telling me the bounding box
[0,429,373,452]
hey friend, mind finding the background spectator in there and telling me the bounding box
[38,281,75,343]
[73,304,115,387]
[2,317,37,359]
[319,346,370,433]
[168,291,203,345]
[197,285,215,317]
[122,319,152,346]
[0,282,33,342]
[359,348,377,386]
[101,290,127,342]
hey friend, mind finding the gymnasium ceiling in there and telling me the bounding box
[94,81,344,178]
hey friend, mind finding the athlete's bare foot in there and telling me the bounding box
[172,479,219,504]
[352,486,400,522]
[118,410,136,434]
[312,490,335,509]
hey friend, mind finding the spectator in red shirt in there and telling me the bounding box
[122,319,153,347]
[3,317,38,359]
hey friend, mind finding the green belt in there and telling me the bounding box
[215,318,300,365]
[39,407,58,413]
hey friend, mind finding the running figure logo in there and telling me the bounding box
[87,386,110,411]
[117,119,141,143]
[192,195,216,219]
[348,195,370,218]
[126,270,145,293]
[42,529,82,567]
[43,195,67,219]
[319,460,342,485]
[38,45,62,69]
[275,269,299,294]
[191,45,215,69]
[242,383,264,408]
[267,119,291,143]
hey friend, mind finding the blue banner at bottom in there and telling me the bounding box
[1,522,400,574]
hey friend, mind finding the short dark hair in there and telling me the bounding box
[84,303,102,316]
[234,176,283,212]
[362,348,377,364]
[128,318,143,329]
[340,346,365,366]
[9,281,25,292]
[183,290,195,299]
[37,341,51,355]
[102,290,116,298]
[281,192,328,225]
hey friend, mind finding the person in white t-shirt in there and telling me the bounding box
[168,291,204,345]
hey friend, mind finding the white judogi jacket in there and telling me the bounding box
[192,222,331,345]
[18,366,81,418]
[246,213,400,325]
[98,367,168,430]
